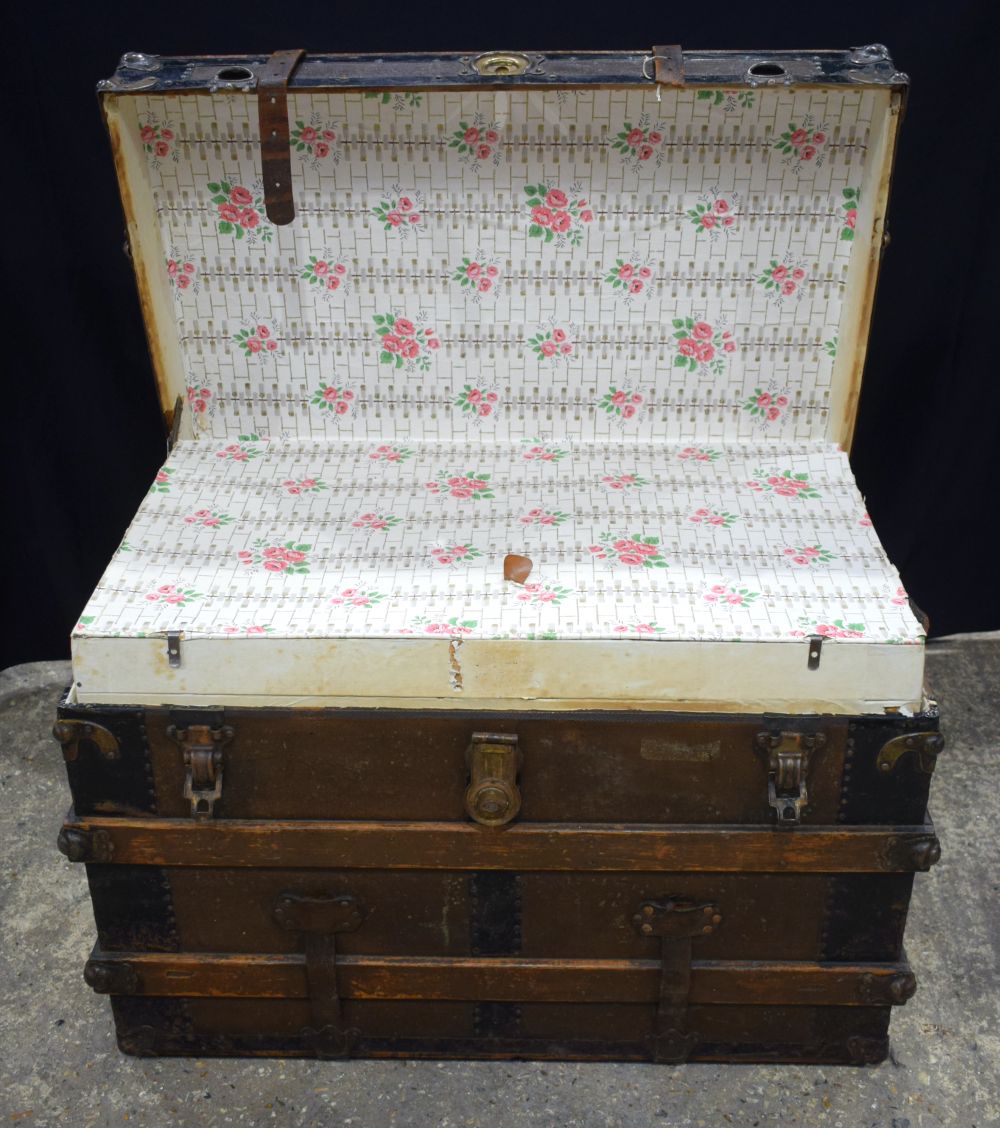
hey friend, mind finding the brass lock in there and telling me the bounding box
[472,52,530,77]
[465,732,522,827]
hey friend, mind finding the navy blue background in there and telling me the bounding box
[4,2,996,668]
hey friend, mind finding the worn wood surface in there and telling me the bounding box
[89,950,914,1007]
[63,813,939,873]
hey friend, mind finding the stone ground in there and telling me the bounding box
[1,640,998,1128]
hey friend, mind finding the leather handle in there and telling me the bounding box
[257,48,306,226]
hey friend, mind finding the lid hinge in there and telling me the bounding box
[257,48,306,226]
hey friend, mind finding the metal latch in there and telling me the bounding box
[753,731,826,825]
[465,733,522,827]
[167,722,234,818]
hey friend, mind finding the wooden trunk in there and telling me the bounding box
[57,699,940,1063]
[58,44,941,1064]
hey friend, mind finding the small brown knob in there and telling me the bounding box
[465,734,521,827]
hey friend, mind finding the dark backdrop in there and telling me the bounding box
[4,2,997,670]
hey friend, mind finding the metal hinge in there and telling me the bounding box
[167,721,234,818]
[753,731,826,825]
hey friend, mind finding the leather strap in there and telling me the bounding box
[257,48,306,226]
[651,45,684,87]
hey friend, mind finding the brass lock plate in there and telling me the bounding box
[472,52,531,77]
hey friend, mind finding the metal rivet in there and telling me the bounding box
[643,905,654,917]
[641,923,653,934]
[702,925,713,934]
[703,906,713,915]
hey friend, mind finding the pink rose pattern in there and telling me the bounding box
[757,259,808,302]
[612,117,666,169]
[774,117,829,169]
[139,119,176,165]
[783,545,836,566]
[430,543,483,566]
[351,510,402,531]
[601,473,649,492]
[330,587,385,607]
[145,582,201,606]
[703,584,760,607]
[598,387,645,421]
[514,582,573,605]
[449,117,502,167]
[841,187,860,242]
[603,260,654,302]
[689,508,738,529]
[207,180,272,243]
[166,257,197,293]
[222,625,274,635]
[282,478,328,495]
[678,447,722,462]
[455,384,500,420]
[238,540,312,574]
[519,508,570,526]
[742,388,790,426]
[414,616,477,636]
[524,184,593,247]
[791,619,866,639]
[672,317,735,376]
[215,443,262,462]
[687,194,738,238]
[451,256,501,301]
[301,257,349,295]
[183,509,233,528]
[425,471,495,500]
[291,118,339,167]
[746,470,821,499]
[612,622,667,635]
[375,313,439,372]
[148,467,174,494]
[372,191,424,234]
[589,533,669,569]
[234,321,280,358]
[529,325,575,363]
[523,444,570,462]
[369,444,414,463]
[187,386,213,415]
[311,384,356,417]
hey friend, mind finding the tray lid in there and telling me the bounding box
[99,46,906,447]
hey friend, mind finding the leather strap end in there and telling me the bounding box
[651,45,684,87]
[257,48,306,227]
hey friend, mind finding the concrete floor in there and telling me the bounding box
[1,640,998,1128]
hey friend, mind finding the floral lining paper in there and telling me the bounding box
[76,84,923,653]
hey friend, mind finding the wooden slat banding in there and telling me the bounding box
[60,814,938,873]
[88,950,915,1007]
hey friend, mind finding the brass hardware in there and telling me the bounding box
[880,833,941,872]
[167,723,234,818]
[876,731,944,775]
[859,970,917,1006]
[465,733,522,827]
[85,958,138,995]
[275,892,365,1059]
[53,719,119,762]
[57,825,114,864]
[754,731,826,825]
[633,897,722,1062]
[472,52,530,77]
